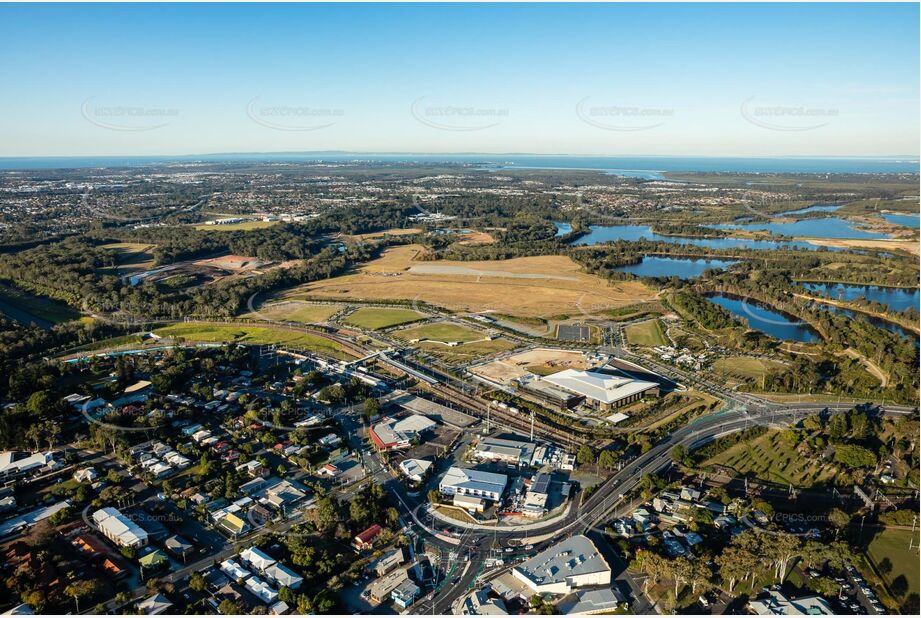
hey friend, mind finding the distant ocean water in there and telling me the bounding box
[0,153,917,174]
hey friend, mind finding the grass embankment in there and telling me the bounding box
[704,429,839,487]
[713,356,787,386]
[99,242,158,274]
[625,319,668,347]
[248,301,342,324]
[342,307,425,330]
[153,323,354,359]
[0,281,80,327]
[393,321,515,362]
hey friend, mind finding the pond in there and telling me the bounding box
[707,294,820,343]
[776,204,841,216]
[881,213,920,229]
[802,283,920,313]
[566,223,829,251]
[614,256,738,279]
[554,221,573,236]
[709,217,888,240]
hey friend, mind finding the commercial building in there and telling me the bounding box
[398,458,432,483]
[368,568,409,604]
[92,507,149,548]
[0,451,58,479]
[556,588,626,615]
[370,415,437,450]
[453,494,486,513]
[460,586,509,615]
[369,547,405,577]
[439,467,508,502]
[540,369,659,410]
[522,473,551,518]
[473,436,535,466]
[512,535,611,595]
[748,591,835,615]
[391,577,421,609]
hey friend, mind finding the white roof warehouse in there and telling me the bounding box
[512,535,611,595]
[439,466,508,502]
[540,369,658,409]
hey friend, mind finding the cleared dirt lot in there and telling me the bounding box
[283,244,654,318]
[469,347,592,385]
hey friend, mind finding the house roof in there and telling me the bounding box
[137,593,172,615]
[355,524,383,544]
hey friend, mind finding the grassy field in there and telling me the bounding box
[394,321,485,344]
[342,307,425,330]
[193,220,277,231]
[99,242,158,274]
[704,429,838,487]
[415,338,516,364]
[153,322,354,359]
[284,244,655,318]
[0,281,80,327]
[625,320,668,347]
[713,356,787,385]
[248,301,342,324]
[866,528,920,604]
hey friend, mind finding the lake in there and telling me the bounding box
[777,204,841,216]
[614,256,738,279]
[882,213,921,229]
[567,223,829,251]
[710,218,888,240]
[555,222,573,236]
[707,294,820,343]
[803,283,920,313]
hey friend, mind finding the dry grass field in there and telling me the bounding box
[99,242,158,274]
[469,347,591,385]
[246,301,342,323]
[283,244,654,318]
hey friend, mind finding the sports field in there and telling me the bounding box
[866,528,920,603]
[248,301,342,324]
[625,320,668,347]
[152,322,355,359]
[342,307,425,330]
[394,321,485,343]
[283,244,654,318]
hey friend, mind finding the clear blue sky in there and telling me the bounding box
[1,2,917,157]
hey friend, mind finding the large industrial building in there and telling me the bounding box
[439,466,508,502]
[512,535,611,595]
[370,414,437,450]
[473,436,536,466]
[539,369,659,410]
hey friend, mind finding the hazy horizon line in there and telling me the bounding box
[2,151,919,161]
